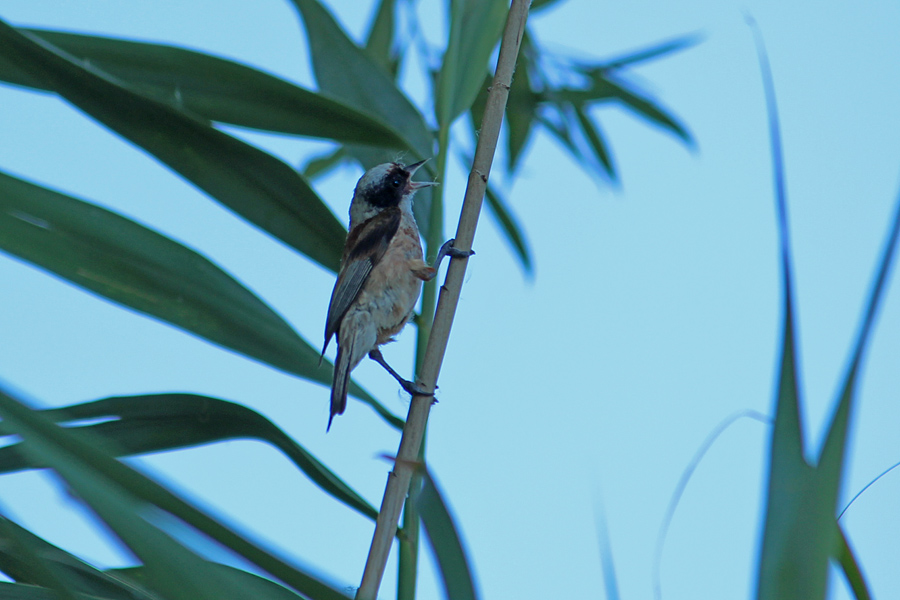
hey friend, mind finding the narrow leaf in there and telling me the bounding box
[595,504,621,600]
[114,564,305,600]
[536,108,612,184]
[364,0,397,74]
[414,470,478,600]
[0,385,350,600]
[484,182,533,276]
[554,74,693,147]
[0,394,378,521]
[0,171,401,429]
[505,46,539,173]
[0,20,345,272]
[0,516,80,600]
[288,0,436,236]
[435,0,507,129]
[598,34,703,71]
[0,391,256,600]
[0,582,98,600]
[530,0,566,12]
[836,526,872,600]
[753,19,828,599]
[301,147,347,180]
[0,516,156,600]
[815,171,900,522]
[599,75,693,146]
[3,28,409,149]
[288,0,432,159]
[573,104,616,179]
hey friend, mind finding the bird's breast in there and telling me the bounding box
[357,220,424,344]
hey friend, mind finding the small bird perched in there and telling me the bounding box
[322,159,470,430]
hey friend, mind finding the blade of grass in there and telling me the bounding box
[0,515,80,600]
[435,0,507,129]
[0,391,258,600]
[750,17,880,599]
[363,0,397,73]
[0,394,379,521]
[483,183,533,277]
[505,42,538,173]
[749,15,827,599]
[288,0,432,159]
[836,526,872,600]
[0,19,345,273]
[414,470,478,600]
[594,498,620,600]
[0,515,156,600]
[0,28,408,148]
[598,34,703,71]
[653,410,769,600]
[0,385,351,600]
[114,563,306,600]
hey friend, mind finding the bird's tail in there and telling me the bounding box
[328,342,352,431]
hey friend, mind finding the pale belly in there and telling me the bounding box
[353,223,424,346]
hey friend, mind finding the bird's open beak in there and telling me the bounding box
[406,158,429,175]
[406,158,438,190]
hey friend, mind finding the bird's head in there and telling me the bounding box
[350,159,436,225]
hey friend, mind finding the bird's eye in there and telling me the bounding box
[391,177,402,188]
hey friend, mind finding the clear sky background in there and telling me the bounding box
[1,1,899,599]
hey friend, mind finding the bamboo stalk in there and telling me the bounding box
[355,2,531,598]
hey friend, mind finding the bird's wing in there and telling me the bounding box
[322,208,402,354]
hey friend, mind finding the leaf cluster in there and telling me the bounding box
[0,0,695,598]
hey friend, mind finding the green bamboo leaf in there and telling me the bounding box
[0,171,401,429]
[536,109,608,181]
[468,72,491,139]
[301,147,347,180]
[836,526,871,600]
[597,33,703,71]
[484,178,533,277]
[414,470,478,600]
[0,394,378,522]
[530,0,566,12]
[813,168,900,541]
[753,19,838,598]
[0,583,100,600]
[288,0,433,159]
[573,104,616,179]
[0,20,345,273]
[756,283,821,599]
[754,15,897,595]
[435,0,507,130]
[0,391,258,600]
[364,0,398,74]
[114,564,304,600]
[505,45,538,173]
[598,76,693,146]
[0,516,156,600]
[0,28,409,149]
[0,385,350,600]
[551,75,692,147]
[0,517,80,600]
[288,0,436,237]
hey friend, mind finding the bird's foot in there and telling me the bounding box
[398,379,435,398]
[369,349,435,397]
[435,238,475,268]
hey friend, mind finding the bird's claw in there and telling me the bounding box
[434,239,474,270]
[399,379,435,397]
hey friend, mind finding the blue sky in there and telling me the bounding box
[1,1,899,599]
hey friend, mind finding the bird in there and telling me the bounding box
[322,159,471,430]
